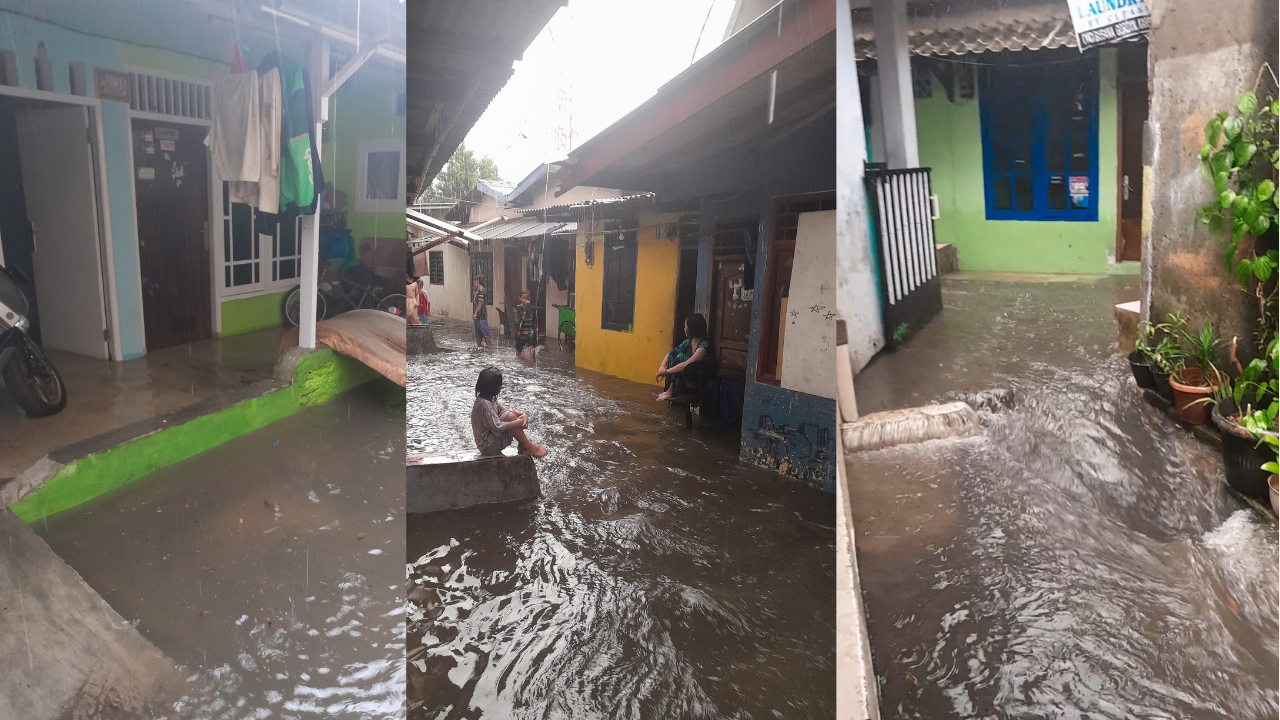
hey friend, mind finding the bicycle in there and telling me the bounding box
[283,266,400,327]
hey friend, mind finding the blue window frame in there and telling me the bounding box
[979,56,1100,222]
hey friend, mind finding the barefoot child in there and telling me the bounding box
[471,366,547,458]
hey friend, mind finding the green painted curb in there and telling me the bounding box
[11,349,378,523]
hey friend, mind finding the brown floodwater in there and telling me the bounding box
[849,278,1278,718]
[36,379,407,719]
[407,319,835,719]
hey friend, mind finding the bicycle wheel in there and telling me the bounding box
[283,287,327,327]
[377,294,407,317]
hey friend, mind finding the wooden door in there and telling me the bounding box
[711,255,752,376]
[1117,44,1148,262]
[132,119,210,351]
[672,246,699,345]
[503,247,522,335]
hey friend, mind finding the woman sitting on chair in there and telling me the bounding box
[656,313,711,402]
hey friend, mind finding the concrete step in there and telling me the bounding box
[0,508,181,719]
[406,452,540,513]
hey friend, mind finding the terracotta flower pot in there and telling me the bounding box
[1167,367,1215,425]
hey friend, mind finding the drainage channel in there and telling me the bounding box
[33,379,406,718]
[407,319,836,720]
[846,278,1277,718]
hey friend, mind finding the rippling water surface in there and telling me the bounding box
[407,320,835,719]
[38,380,407,719]
[849,279,1278,718]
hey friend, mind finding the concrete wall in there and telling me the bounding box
[420,242,471,321]
[574,210,680,386]
[908,48,1134,275]
[837,9,885,375]
[322,63,407,246]
[1144,0,1279,358]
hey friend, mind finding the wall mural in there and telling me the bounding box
[745,414,834,490]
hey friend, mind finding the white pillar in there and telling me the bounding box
[837,0,886,375]
[870,0,918,169]
[299,36,329,350]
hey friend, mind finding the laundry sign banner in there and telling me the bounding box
[1067,0,1150,50]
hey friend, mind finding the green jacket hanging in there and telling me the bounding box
[277,58,315,212]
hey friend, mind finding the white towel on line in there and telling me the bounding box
[206,71,260,186]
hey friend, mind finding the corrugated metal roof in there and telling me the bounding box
[407,0,566,194]
[513,193,657,216]
[473,218,574,241]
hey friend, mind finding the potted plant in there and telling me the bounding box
[1146,314,1184,401]
[1263,432,1278,514]
[1211,337,1277,497]
[1129,321,1158,391]
[1167,322,1225,425]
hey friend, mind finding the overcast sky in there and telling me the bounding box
[461,0,736,186]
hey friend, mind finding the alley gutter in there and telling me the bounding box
[836,410,882,720]
[2,348,379,523]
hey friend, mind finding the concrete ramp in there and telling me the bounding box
[282,309,406,386]
[407,452,540,513]
[0,509,181,719]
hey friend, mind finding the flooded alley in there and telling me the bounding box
[847,277,1278,718]
[36,380,407,718]
[407,320,835,719]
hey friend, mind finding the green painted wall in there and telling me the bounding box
[220,291,287,336]
[11,349,381,523]
[119,44,221,79]
[917,49,1137,275]
[322,64,406,243]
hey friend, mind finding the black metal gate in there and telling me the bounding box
[865,165,942,348]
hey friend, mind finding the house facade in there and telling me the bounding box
[0,2,405,362]
[852,1,1148,276]
[556,0,839,492]
[444,167,616,337]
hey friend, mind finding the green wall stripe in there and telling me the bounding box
[11,349,378,523]
[220,291,288,337]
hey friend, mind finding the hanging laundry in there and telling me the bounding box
[255,68,283,214]
[255,53,325,237]
[206,71,260,184]
[226,68,281,209]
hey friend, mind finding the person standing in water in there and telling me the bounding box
[513,290,537,358]
[472,366,547,458]
[472,276,490,348]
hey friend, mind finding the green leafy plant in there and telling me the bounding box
[892,322,910,343]
[1237,337,1279,466]
[1179,322,1226,385]
[1147,313,1188,374]
[1197,68,1280,353]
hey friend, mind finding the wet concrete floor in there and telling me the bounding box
[34,378,406,719]
[408,319,835,719]
[0,326,284,479]
[847,277,1277,718]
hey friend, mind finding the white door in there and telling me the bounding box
[15,104,109,358]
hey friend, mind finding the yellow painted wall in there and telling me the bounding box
[575,213,679,386]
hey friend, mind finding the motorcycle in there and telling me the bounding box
[0,263,67,417]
